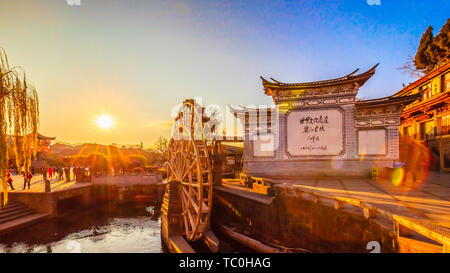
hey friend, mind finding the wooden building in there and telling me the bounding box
[36,133,56,152]
[394,62,450,170]
[395,62,450,140]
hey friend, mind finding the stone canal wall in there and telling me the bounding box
[90,183,166,204]
[212,187,397,252]
[10,185,92,216]
[243,159,394,178]
[10,178,166,216]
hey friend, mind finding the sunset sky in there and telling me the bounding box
[1,0,449,146]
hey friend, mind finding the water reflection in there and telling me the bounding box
[0,204,165,253]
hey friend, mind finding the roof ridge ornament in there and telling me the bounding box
[261,64,379,97]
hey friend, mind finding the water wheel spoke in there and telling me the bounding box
[167,162,176,179]
[180,192,191,237]
[189,196,209,214]
[186,207,197,234]
[180,181,210,188]
[181,160,197,182]
[181,185,195,210]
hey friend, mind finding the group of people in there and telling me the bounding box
[5,166,73,191]
[73,167,91,182]
[6,169,33,190]
[43,166,71,182]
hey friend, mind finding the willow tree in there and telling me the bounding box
[0,48,39,205]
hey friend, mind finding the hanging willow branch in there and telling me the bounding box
[0,47,39,206]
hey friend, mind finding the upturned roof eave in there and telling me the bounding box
[261,64,379,95]
[393,62,450,97]
[355,93,422,108]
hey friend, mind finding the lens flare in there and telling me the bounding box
[390,167,405,186]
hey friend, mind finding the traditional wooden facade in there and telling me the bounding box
[395,62,450,140]
[394,62,450,170]
[231,65,419,177]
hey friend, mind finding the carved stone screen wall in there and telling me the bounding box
[287,108,344,156]
[231,65,419,178]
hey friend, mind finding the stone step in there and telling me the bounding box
[0,207,34,220]
[0,203,28,213]
[0,196,20,203]
[0,201,24,210]
[1,198,21,205]
[0,213,50,236]
[0,210,36,225]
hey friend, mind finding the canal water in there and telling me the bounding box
[0,203,249,253]
[0,204,166,253]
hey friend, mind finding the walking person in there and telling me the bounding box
[65,167,70,182]
[7,169,15,190]
[23,170,32,190]
[48,167,53,179]
[58,166,63,181]
[42,168,47,181]
[27,171,32,189]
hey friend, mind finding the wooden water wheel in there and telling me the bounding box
[167,99,213,242]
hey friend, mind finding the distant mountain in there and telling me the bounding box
[49,143,160,161]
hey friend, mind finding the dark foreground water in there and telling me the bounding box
[0,204,166,253]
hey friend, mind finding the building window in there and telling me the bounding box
[420,120,436,140]
[420,83,431,101]
[402,126,415,136]
[442,115,450,135]
[402,126,408,136]
[442,73,450,93]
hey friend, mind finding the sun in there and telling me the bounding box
[96,114,114,129]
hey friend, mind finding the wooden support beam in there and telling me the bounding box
[313,195,320,204]
[220,225,282,253]
[334,199,344,210]
[363,206,376,219]
[168,235,195,253]
[393,215,450,249]
[202,230,220,253]
[394,221,412,237]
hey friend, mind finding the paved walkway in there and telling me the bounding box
[268,172,450,229]
[2,174,77,193]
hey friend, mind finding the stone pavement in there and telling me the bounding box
[269,171,450,229]
[2,174,77,193]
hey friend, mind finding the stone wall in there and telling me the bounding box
[213,189,397,252]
